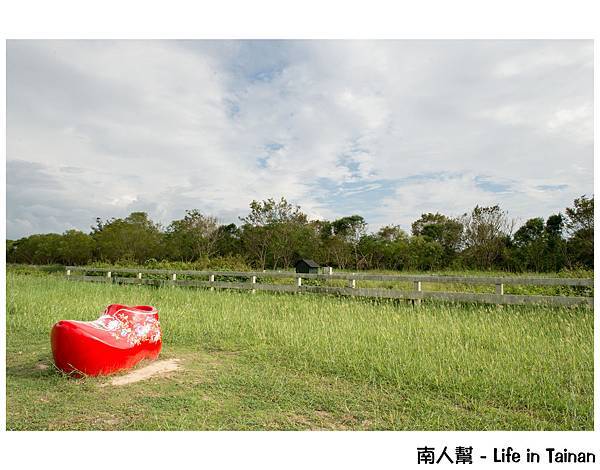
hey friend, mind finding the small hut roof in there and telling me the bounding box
[295,259,320,268]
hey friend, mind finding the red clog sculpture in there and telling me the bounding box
[51,304,162,376]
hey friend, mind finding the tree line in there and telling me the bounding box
[6,195,594,272]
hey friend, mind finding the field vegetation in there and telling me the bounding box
[6,269,593,430]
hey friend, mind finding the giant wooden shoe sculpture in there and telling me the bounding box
[51,304,162,376]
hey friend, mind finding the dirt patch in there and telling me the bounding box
[102,359,181,386]
[315,410,333,419]
[35,363,49,370]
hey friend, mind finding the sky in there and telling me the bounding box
[6,40,593,239]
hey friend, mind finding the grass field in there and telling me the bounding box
[6,270,594,430]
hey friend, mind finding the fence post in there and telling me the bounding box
[251,275,257,294]
[413,281,422,306]
[53,269,594,307]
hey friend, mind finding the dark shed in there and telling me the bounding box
[295,259,320,274]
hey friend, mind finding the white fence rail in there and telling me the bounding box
[64,267,593,307]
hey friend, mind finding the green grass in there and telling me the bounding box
[6,271,594,430]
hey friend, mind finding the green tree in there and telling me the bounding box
[378,227,411,270]
[12,233,63,264]
[331,215,367,269]
[312,220,349,268]
[271,222,319,269]
[241,197,308,226]
[543,214,567,271]
[565,195,594,268]
[165,210,221,261]
[214,223,242,258]
[93,212,162,263]
[377,225,406,242]
[510,215,568,272]
[356,234,383,270]
[239,197,310,269]
[59,230,96,265]
[512,217,546,271]
[387,236,412,270]
[411,213,463,267]
[358,226,409,270]
[407,236,444,270]
[7,240,18,263]
[460,205,514,269]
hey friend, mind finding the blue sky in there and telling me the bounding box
[6,40,593,238]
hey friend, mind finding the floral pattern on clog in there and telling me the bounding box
[92,307,161,346]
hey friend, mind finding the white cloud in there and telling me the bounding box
[546,104,593,143]
[6,40,593,238]
[478,105,527,127]
[492,41,593,77]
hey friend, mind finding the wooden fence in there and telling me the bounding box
[64,267,594,307]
